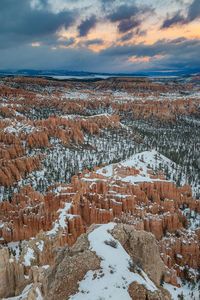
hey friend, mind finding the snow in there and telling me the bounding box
[182,208,200,230]
[3,121,35,135]
[70,223,157,300]
[42,265,50,269]
[61,114,82,120]
[64,92,89,100]
[36,287,43,300]
[58,202,73,226]
[7,241,23,261]
[47,202,74,235]
[36,241,44,252]
[95,149,173,184]
[46,75,111,80]
[164,278,200,300]
[23,247,35,266]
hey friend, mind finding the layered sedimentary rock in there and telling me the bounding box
[43,224,172,300]
[0,151,199,292]
[0,76,199,299]
[0,156,42,186]
[0,247,26,298]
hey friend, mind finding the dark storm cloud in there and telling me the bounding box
[100,37,199,59]
[107,4,153,33]
[120,32,134,42]
[118,19,141,33]
[78,15,97,37]
[161,0,200,29]
[85,39,104,46]
[98,37,200,73]
[59,37,75,47]
[161,12,186,29]
[188,0,200,21]
[107,5,139,22]
[134,28,146,37]
[0,44,114,72]
[120,29,146,42]
[0,0,77,48]
[43,36,75,47]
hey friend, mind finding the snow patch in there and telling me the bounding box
[23,247,35,266]
[70,223,157,300]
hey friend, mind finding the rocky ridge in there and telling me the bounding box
[0,223,174,300]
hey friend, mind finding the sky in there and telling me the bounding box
[0,0,200,74]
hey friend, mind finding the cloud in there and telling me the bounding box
[120,32,134,42]
[31,35,75,49]
[0,0,77,48]
[188,0,200,21]
[120,29,146,42]
[59,37,75,47]
[161,0,200,29]
[134,28,146,37]
[0,44,113,72]
[1,36,200,74]
[0,0,199,74]
[107,4,153,33]
[118,19,141,33]
[161,12,186,29]
[107,4,139,22]
[100,0,117,11]
[85,39,104,46]
[100,37,192,58]
[78,15,97,37]
[98,37,200,72]
[31,42,40,47]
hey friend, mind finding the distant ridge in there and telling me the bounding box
[0,69,196,78]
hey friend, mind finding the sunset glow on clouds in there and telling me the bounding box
[0,0,200,73]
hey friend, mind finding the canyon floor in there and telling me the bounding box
[0,75,199,299]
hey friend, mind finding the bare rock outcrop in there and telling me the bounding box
[0,247,26,298]
[43,225,101,300]
[111,224,166,286]
[43,223,172,300]
[128,282,171,300]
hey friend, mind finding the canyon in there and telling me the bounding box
[0,75,199,299]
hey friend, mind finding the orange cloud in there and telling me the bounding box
[129,54,165,63]
[129,55,150,62]
[31,42,40,47]
[55,15,200,55]
[143,22,200,45]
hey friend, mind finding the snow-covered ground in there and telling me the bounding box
[47,202,75,236]
[3,121,35,135]
[164,278,200,300]
[182,208,200,230]
[23,247,35,267]
[70,223,157,300]
[95,149,174,184]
